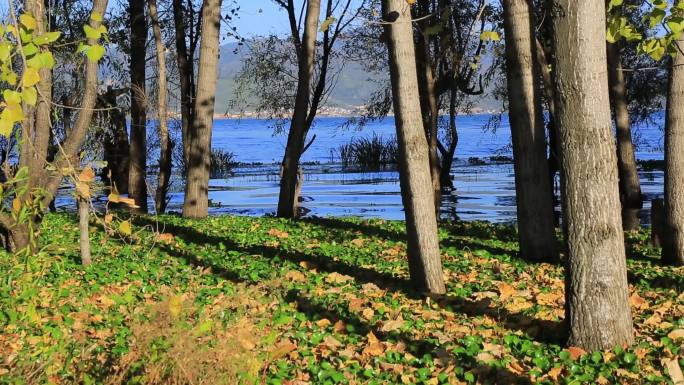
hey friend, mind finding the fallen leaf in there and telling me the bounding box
[362,307,375,320]
[547,366,563,380]
[326,272,353,284]
[496,282,516,300]
[629,292,650,310]
[662,358,684,385]
[667,329,684,341]
[267,228,289,239]
[285,270,306,282]
[565,346,587,360]
[315,318,331,328]
[351,238,366,247]
[380,316,405,332]
[270,342,297,359]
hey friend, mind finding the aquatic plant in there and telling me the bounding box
[210,149,237,177]
[337,134,398,169]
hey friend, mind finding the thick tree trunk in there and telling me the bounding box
[128,0,148,213]
[149,0,172,214]
[172,0,195,168]
[503,0,558,262]
[553,0,634,350]
[182,0,222,218]
[277,0,321,218]
[383,0,446,294]
[662,45,684,266]
[78,198,91,266]
[607,42,642,230]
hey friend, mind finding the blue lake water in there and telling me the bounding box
[162,114,664,222]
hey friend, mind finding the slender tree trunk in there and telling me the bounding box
[503,0,557,261]
[663,44,684,266]
[383,0,446,294]
[553,0,634,350]
[172,0,194,168]
[535,37,561,208]
[149,0,172,214]
[414,20,442,214]
[6,0,108,252]
[277,0,321,218]
[607,42,642,230]
[128,0,148,213]
[78,198,91,266]
[439,86,459,190]
[182,0,222,218]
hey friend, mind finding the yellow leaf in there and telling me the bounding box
[0,117,13,137]
[320,16,336,32]
[19,14,37,30]
[406,0,417,4]
[119,220,131,236]
[22,87,36,106]
[12,198,20,213]
[168,295,182,318]
[22,67,40,87]
[79,166,95,182]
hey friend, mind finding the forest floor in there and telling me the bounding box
[0,213,682,385]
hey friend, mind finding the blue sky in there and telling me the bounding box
[233,1,292,37]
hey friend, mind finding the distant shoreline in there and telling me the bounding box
[213,108,504,120]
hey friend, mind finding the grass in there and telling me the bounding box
[0,213,682,384]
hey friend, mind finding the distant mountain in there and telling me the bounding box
[215,42,501,114]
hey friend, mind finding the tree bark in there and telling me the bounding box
[128,0,148,213]
[382,0,446,295]
[149,0,172,214]
[503,0,558,262]
[553,0,634,350]
[607,42,642,231]
[182,0,222,218]
[662,44,684,266]
[78,197,91,266]
[277,0,321,218]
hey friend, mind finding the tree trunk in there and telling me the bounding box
[128,0,148,213]
[662,45,684,266]
[503,0,558,262]
[149,0,172,214]
[182,0,222,218]
[414,19,442,215]
[439,86,459,191]
[78,197,91,266]
[382,0,446,295]
[534,37,561,209]
[277,0,321,218]
[607,42,642,230]
[6,0,108,252]
[172,0,195,168]
[553,0,634,350]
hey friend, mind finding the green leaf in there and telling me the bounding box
[0,42,11,62]
[22,42,38,57]
[83,25,101,40]
[33,31,61,45]
[19,14,37,30]
[27,51,55,69]
[667,16,684,34]
[84,44,105,62]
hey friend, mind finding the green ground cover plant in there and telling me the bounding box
[0,213,682,384]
